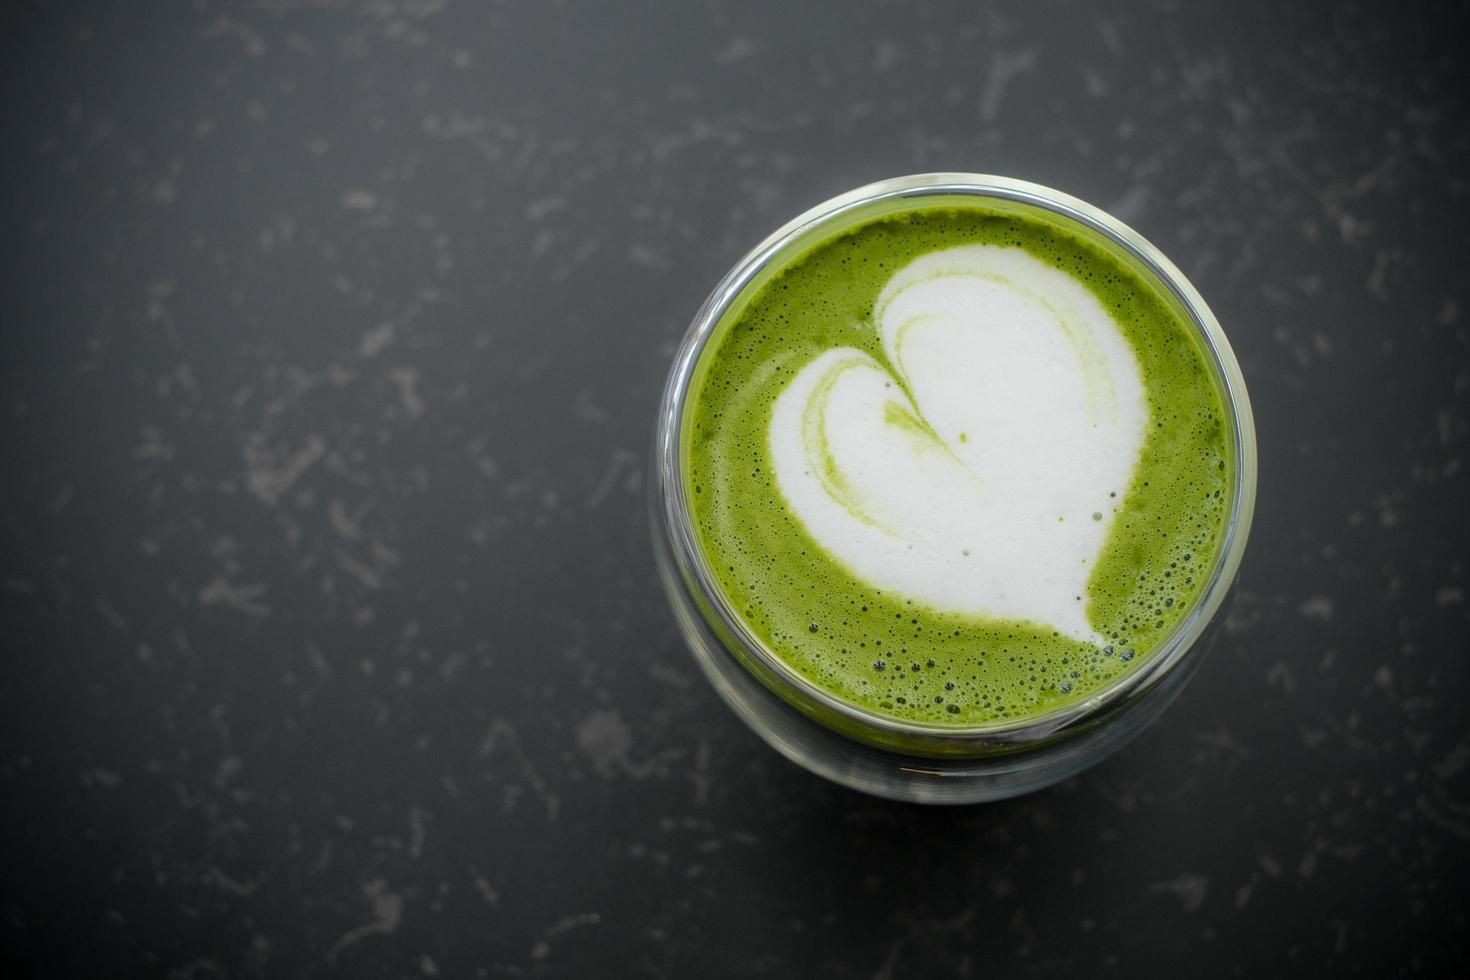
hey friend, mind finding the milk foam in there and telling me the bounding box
[768,245,1148,643]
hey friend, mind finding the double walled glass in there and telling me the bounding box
[652,174,1257,804]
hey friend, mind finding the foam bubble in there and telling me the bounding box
[767,245,1148,643]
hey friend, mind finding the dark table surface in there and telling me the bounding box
[3,1,1468,976]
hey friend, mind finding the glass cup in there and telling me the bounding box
[651,174,1257,804]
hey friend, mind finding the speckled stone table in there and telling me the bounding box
[2,1,1467,976]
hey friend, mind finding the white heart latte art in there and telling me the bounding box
[768,245,1149,644]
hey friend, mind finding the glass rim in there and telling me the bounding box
[655,172,1258,749]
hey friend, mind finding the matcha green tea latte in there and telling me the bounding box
[653,175,1256,803]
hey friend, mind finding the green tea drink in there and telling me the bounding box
[685,203,1231,727]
